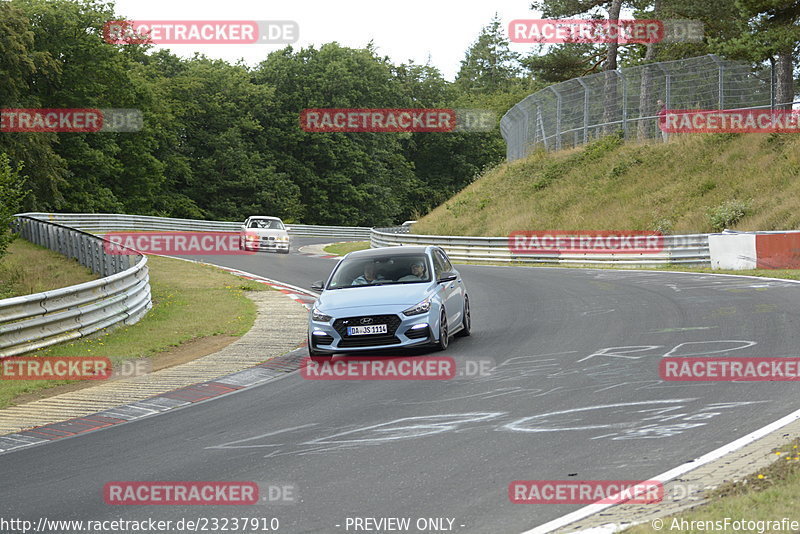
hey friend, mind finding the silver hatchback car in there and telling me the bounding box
[308,246,471,358]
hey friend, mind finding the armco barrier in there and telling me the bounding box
[371,228,711,266]
[0,217,151,358]
[16,213,373,239]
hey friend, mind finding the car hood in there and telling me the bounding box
[317,283,433,311]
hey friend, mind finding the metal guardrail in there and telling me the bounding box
[0,217,152,358]
[370,229,711,267]
[16,213,373,239]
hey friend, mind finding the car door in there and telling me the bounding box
[434,248,462,328]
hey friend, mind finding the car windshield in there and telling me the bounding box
[327,254,432,289]
[249,219,284,230]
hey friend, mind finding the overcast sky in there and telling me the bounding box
[112,0,544,80]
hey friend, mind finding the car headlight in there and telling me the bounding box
[279,236,290,241]
[402,297,431,316]
[312,306,332,322]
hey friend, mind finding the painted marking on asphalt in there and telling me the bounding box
[521,402,800,534]
[206,424,318,450]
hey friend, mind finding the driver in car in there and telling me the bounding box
[398,260,426,281]
[351,263,385,285]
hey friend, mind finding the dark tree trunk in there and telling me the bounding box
[638,0,662,140]
[602,0,623,135]
[775,48,794,110]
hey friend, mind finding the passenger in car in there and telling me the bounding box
[398,261,426,281]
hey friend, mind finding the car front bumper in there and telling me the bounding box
[308,309,439,353]
[245,240,290,251]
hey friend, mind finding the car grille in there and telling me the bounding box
[339,335,400,347]
[334,314,402,347]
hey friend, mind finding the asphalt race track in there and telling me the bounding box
[2,237,800,533]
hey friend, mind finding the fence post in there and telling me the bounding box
[550,86,562,151]
[770,57,776,110]
[618,69,628,138]
[578,78,589,144]
[537,105,548,151]
[709,54,724,109]
[521,105,531,159]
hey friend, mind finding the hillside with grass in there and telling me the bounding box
[412,132,800,237]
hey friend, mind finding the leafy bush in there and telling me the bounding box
[653,218,674,235]
[579,132,624,163]
[708,199,750,232]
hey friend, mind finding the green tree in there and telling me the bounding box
[717,0,800,108]
[456,14,522,94]
[0,1,66,210]
[253,43,416,225]
[522,43,606,83]
[0,154,28,258]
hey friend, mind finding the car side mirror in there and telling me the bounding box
[437,272,457,284]
[311,281,324,291]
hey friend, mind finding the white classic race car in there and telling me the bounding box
[239,216,291,253]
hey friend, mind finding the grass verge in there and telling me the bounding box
[323,241,370,256]
[0,254,269,408]
[625,439,800,533]
[413,132,800,236]
[0,239,98,299]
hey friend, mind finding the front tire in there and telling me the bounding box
[455,294,471,337]
[435,310,449,351]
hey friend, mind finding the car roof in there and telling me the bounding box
[247,216,282,221]
[344,246,432,260]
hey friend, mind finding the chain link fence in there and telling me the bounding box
[500,54,773,159]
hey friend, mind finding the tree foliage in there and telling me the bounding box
[3,0,796,228]
[0,154,28,258]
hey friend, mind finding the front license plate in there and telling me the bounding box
[347,324,388,336]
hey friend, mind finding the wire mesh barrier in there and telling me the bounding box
[0,217,151,358]
[500,54,772,159]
